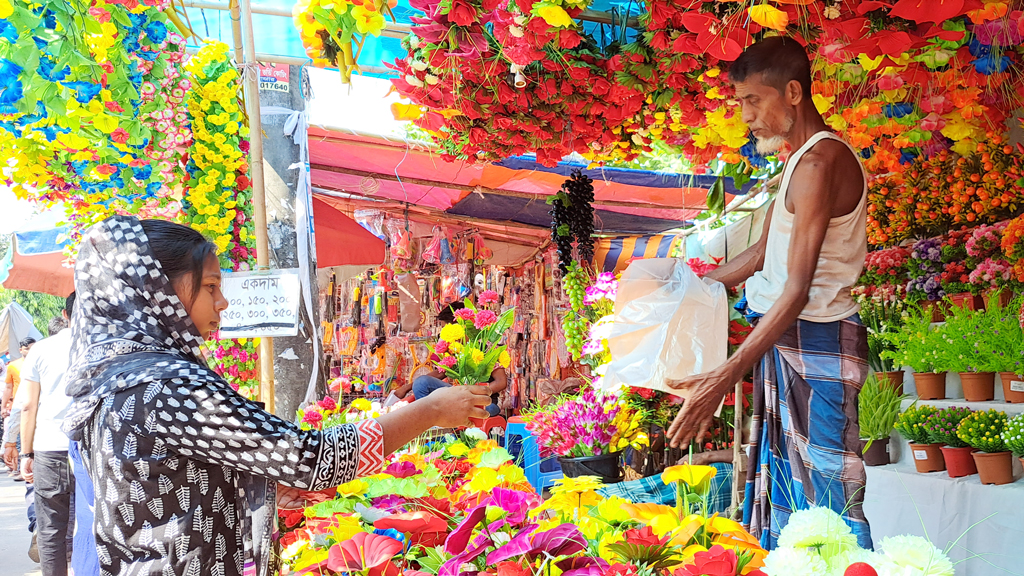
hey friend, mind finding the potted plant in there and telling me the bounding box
[522,387,645,483]
[895,404,945,473]
[858,373,906,466]
[1000,414,1024,472]
[940,229,980,310]
[934,304,997,401]
[956,409,1014,485]
[853,283,909,394]
[907,237,946,320]
[988,296,1024,403]
[966,222,1010,308]
[881,307,947,400]
[924,407,977,478]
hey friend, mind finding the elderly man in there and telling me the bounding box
[666,36,871,549]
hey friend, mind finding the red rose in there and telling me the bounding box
[448,0,478,26]
[674,545,740,576]
[624,526,666,547]
[481,0,503,11]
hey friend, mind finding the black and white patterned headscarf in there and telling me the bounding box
[63,215,214,439]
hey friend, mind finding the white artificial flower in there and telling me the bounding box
[762,547,829,576]
[405,74,424,88]
[425,74,439,85]
[409,36,420,49]
[513,14,528,25]
[465,427,488,440]
[777,507,859,561]
[509,25,525,37]
[876,535,954,576]
[824,5,841,19]
[411,60,429,71]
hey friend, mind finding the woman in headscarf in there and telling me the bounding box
[61,216,491,576]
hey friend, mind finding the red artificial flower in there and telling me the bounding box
[674,545,740,576]
[448,0,479,26]
[111,128,130,144]
[318,396,337,411]
[623,526,667,547]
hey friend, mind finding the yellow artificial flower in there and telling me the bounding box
[593,495,632,524]
[812,94,834,115]
[463,467,501,493]
[534,2,573,27]
[351,398,372,411]
[447,442,470,457]
[662,464,717,489]
[440,323,465,342]
[550,475,604,495]
[0,0,13,19]
[351,4,385,35]
[335,478,368,497]
[469,348,485,365]
[498,350,511,369]
[496,463,526,485]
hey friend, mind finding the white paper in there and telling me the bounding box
[1011,381,1024,393]
[913,450,928,460]
[600,258,728,397]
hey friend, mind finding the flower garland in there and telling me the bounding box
[293,0,396,82]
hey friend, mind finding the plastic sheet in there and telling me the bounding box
[601,258,728,396]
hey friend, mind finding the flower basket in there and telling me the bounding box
[861,438,890,467]
[999,373,1024,403]
[557,452,623,484]
[940,446,977,478]
[959,372,996,402]
[983,288,1014,310]
[909,443,946,473]
[914,372,946,400]
[947,292,983,311]
[972,451,1014,485]
[878,371,905,396]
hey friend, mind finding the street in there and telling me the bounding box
[0,470,41,576]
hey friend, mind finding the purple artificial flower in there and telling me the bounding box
[445,506,487,555]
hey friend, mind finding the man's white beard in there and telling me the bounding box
[755,135,786,155]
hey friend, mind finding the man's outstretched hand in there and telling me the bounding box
[665,369,734,449]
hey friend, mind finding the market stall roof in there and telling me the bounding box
[0,226,74,297]
[312,196,388,267]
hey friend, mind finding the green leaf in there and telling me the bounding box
[305,497,358,517]
[706,176,725,216]
[416,546,450,575]
[556,223,571,237]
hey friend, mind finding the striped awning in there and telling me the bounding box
[593,234,681,274]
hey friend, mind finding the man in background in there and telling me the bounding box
[3,337,35,480]
[20,293,76,576]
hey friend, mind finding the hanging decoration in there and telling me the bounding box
[292,0,398,83]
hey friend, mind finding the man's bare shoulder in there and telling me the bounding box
[788,139,863,217]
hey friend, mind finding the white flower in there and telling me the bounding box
[424,74,439,85]
[409,36,420,49]
[824,5,841,19]
[405,74,424,88]
[465,427,488,440]
[777,507,859,561]
[762,547,829,576]
[513,14,528,25]
[509,25,524,37]
[410,59,429,71]
[876,535,954,576]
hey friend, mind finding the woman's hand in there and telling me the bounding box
[276,484,311,510]
[424,385,491,428]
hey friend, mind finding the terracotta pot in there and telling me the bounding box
[983,288,1014,310]
[972,451,1015,485]
[861,437,890,467]
[948,292,982,311]
[999,372,1024,403]
[913,372,946,400]
[878,371,904,396]
[920,300,945,322]
[909,442,946,473]
[940,446,978,478]
[960,372,995,402]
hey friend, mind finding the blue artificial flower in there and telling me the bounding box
[37,125,68,141]
[0,120,18,135]
[136,48,159,62]
[144,21,167,44]
[0,20,18,43]
[739,139,768,170]
[899,148,919,164]
[973,54,1011,75]
[146,181,162,195]
[61,80,102,103]
[968,38,990,58]
[123,36,140,53]
[41,9,56,29]
[860,146,874,160]
[39,55,70,82]
[372,528,410,553]
[128,12,146,28]
[133,165,153,181]
[884,103,914,119]
[70,160,90,176]
[32,36,46,49]
[0,58,22,85]
[0,78,23,114]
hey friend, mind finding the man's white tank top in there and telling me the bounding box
[745,131,868,323]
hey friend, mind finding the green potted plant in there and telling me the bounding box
[1000,414,1024,472]
[924,407,976,478]
[858,373,907,466]
[957,409,1014,485]
[935,305,998,401]
[989,296,1024,403]
[854,284,909,394]
[881,307,947,400]
[895,404,945,473]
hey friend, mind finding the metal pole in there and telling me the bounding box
[233,0,276,412]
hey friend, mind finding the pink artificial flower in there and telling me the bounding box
[440,356,458,367]
[435,340,450,354]
[473,310,498,329]
[454,308,476,322]
[302,410,323,427]
[318,396,338,411]
[478,290,499,305]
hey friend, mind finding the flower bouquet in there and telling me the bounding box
[430,297,514,386]
[957,409,1013,485]
[925,406,977,478]
[210,338,259,399]
[523,387,646,482]
[859,246,910,288]
[907,237,945,305]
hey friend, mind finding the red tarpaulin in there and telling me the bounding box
[312,195,388,267]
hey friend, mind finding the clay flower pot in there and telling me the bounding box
[878,371,904,396]
[983,288,1013,310]
[914,372,946,400]
[999,373,1024,403]
[909,443,946,473]
[920,300,945,322]
[940,446,977,478]
[861,438,890,467]
[948,292,982,311]
[960,372,995,402]
[972,451,1015,485]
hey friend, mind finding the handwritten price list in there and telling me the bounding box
[219,271,301,338]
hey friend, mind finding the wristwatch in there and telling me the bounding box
[19,452,33,460]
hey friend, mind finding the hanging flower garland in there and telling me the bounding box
[292,0,398,83]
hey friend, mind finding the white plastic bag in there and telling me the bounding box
[601,258,728,396]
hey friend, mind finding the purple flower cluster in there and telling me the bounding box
[908,238,945,301]
[525,388,621,458]
[907,272,945,301]
[583,272,617,304]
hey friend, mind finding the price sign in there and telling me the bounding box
[219,270,301,338]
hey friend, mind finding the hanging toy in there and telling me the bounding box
[472,233,492,264]
[439,228,455,264]
[423,226,445,264]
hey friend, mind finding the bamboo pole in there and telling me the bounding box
[232,0,276,413]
